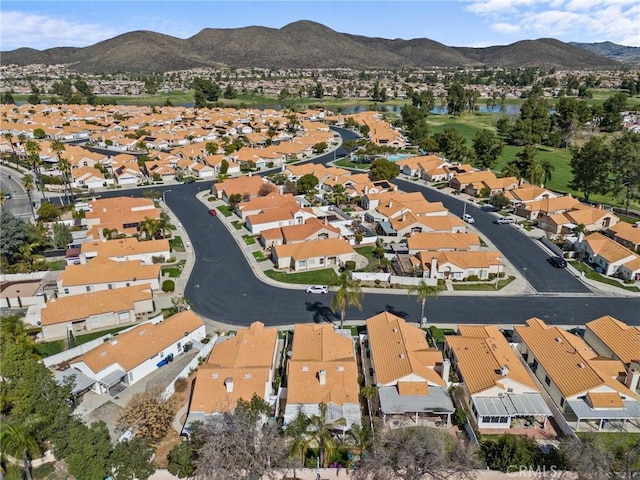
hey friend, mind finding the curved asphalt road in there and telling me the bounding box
[99,127,639,327]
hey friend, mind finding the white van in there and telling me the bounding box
[463,213,475,224]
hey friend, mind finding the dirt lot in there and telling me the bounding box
[82,400,124,441]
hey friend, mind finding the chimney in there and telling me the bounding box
[402,213,406,222]
[225,377,234,393]
[324,216,328,226]
[318,369,327,385]
[388,200,392,208]
[109,338,118,345]
[430,257,438,279]
[500,365,509,376]
[364,185,369,195]
[626,362,640,392]
[441,358,451,383]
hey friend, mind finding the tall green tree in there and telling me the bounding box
[330,272,364,329]
[610,131,640,214]
[370,158,400,181]
[446,83,466,116]
[407,281,439,327]
[109,438,155,480]
[569,137,611,202]
[296,174,319,194]
[471,130,503,169]
[434,128,471,163]
[0,421,41,480]
[52,223,73,249]
[25,140,45,199]
[0,211,28,263]
[600,92,628,132]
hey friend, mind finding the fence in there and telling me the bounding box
[390,275,437,287]
[464,418,480,446]
[0,271,48,283]
[42,314,164,367]
[351,272,390,282]
[160,337,216,400]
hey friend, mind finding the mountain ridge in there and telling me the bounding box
[0,20,624,73]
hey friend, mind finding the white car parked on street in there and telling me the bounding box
[305,285,328,294]
[463,213,475,224]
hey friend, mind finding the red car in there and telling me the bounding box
[209,209,217,216]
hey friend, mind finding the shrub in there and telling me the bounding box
[467,275,480,281]
[345,260,356,271]
[162,280,175,292]
[174,377,188,393]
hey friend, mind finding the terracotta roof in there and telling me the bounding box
[190,322,278,414]
[281,218,340,243]
[85,197,160,230]
[72,311,203,373]
[274,238,354,261]
[286,324,359,406]
[583,233,638,263]
[81,237,169,258]
[586,392,624,409]
[366,312,446,388]
[585,315,640,364]
[447,325,538,395]
[41,285,151,326]
[417,215,466,232]
[407,232,480,251]
[434,250,502,269]
[608,222,640,246]
[514,318,638,399]
[59,257,160,287]
[217,175,266,197]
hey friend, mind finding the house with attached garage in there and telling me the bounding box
[514,318,640,432]
[69,311,205,396]
[272,238,355,271]
[365,312,455,427]
[283,323,361,430]
[259,217,341,248]
[186,322,279,427]
[606,221,640,253]
[576,232,640,281]
[79,237,170,265]
[39,285,154,341]
[445,325,553,433]
[57,257,161,296]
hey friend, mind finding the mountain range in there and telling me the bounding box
[0,21,630,73]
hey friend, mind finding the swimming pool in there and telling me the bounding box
[387,154,412,162]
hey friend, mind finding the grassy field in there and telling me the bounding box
[263,268,340,285]
[427,113,640,211]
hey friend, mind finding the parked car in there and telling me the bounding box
[549,256,567,268]
[463,213,475,224]
[493,217,515,224]
[184,178,195,184]
[209,209,217,216]
[305,285,328,294]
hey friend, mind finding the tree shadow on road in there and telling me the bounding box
[305,301,339,324]
[376,304,409,319]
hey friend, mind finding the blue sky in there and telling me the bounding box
[2,0,639,51]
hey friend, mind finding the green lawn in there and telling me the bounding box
[428,326,457,342]
[264,268,340,285]
[252,251,269,262]
[217,205,235,217]
[162,259,186,278]
[242,234,258,246]
[45,259,66,271]
[354,246,380,272]
[569,261,640,292]
[169,235,185,252]
[426,113,640,211]
[451,275,516,291]
[334,158,368,169]
[75,325,131,345]
[231,220,244,230]
[35,340,65,358]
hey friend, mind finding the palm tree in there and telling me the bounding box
[21,174,36,221]
[540,159,554,186]
[526,161,545,186]
[25,140,45,200]
[3,132,17,166]
[345,423,372,464]
[0,422,40,480]
[139,216,161,240]
[157,212,174,239]
[284,414,313,468]
[307,404,345,468]
[330,272,364,330]
[407,280,440,327]
[17,243,44,273]
[57,156,73,204]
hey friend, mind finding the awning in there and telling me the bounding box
[98,369,126,388]
[567,399,640,420]
[379,385,455,415]
[53,369,95,395]
[473,393,552,418]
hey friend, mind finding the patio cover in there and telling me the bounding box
[53,368,95,395]
[378,221,397,236]
[98,369,126,388]
[379,385,455,415]
[567,399,640,420]
[473,393,552,417]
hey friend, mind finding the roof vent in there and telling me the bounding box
[554,337,563,344]
[337,366,345,372]
[399,353,405,359]
[577,363,586,369]
[243,373,252,379]
[302,365,309,372]
[211,373,219,379]
[392,328,398,333]
[500,365,509,376]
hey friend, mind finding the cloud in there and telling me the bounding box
[0,11,119,50]
[465,0,640,45]
[491,22,521,34]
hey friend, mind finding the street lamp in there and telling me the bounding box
[162,189,172,203]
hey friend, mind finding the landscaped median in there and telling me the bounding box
[569,261,640,293]
[451,275,516,291]
[263,268,340,285]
